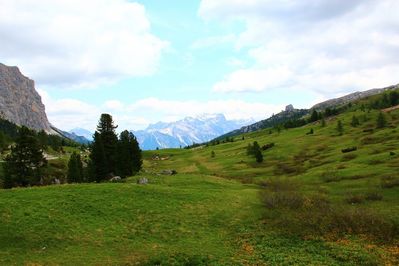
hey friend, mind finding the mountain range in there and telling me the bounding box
[1,62,399,150]
[132,114,254,150]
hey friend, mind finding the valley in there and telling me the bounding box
[1,93,399,264]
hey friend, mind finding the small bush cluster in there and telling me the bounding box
[260,179,397,241]
[341,147,357,153]
[274,162,305,176]
[261,142,275,151]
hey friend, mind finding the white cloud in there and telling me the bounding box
[128,97,283,121]
[0,0,168,87]
[191,34,236,49]
[213,67,293,93]
[38,90,284,132]
[200,0,399,97]
[104,100,125,111]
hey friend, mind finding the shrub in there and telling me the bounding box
[376,112,387,128]
[261,143,275,151]
[262,191,305,210]
[345,194,365,204]
[259,178,300,192]
[274,162,304,175]
[365,191,383,201]
[341,147,357,153]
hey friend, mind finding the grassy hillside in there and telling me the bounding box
[1,94,399,264]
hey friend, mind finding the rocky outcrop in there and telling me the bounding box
[312,84,399,111]
[0,63,53,132]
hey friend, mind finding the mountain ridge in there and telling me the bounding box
[132,114,254,150]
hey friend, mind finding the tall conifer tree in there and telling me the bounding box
[3,126,47,188]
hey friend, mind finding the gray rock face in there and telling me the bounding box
[285,104,294,112]
[0,63,52,132]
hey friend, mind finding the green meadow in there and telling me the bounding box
[1,101,399,265]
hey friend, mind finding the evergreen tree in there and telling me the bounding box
[67,152,84,183]
[130,132,142,174]
[116,131,142,178]
[0,131,7,152]
[389,91,399,106]
[89,132,107,182]
[37,130,48,150]
[381,94,390,108]
[376,112,387,128]
[321,118,326,127]
[336,120,344,136]
[96,114,118,175]
[3,126,47,188]
[351,115,360,127]
[309,110,319,122]
[253,141,263,163]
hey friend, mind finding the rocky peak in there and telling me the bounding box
[0,63,53,132]
[285,104,295,112]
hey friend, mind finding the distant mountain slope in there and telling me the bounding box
[51,127,91,145]
[69,128,93,141]
[132,114,254,150]
[0,63,55,133]
[217,105,309,140]
[312,84,399,110]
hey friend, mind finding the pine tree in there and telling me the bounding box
[351,115,360,127]
[309,109,319,122]
[0,131,7,152]
[253,141,263,163]
[376,112,387,128]
[321,118,326,127]
[336,120,344,136]
[89,132,107,182]
[96,114,118,175]
[389,91,399,106]
[130,132,142,174]
[67,152,84,183]
[382,94,390,108]
[3,126,47,188]
[115,131,142,178]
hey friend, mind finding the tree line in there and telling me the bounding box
[1,114,142,188]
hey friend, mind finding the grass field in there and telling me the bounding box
[1,101,399,264]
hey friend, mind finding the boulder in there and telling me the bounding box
[161,169,177,175]
[137,177,148,185]
[110,176,122,182]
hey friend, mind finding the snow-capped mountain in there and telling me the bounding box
[132,114,254,150]
[69,128,94,141]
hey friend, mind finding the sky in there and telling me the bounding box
[1,0,399,132]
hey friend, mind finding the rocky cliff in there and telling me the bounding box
[0,63,53,132]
